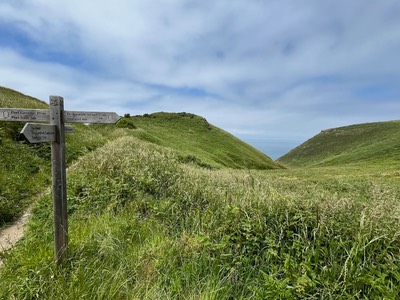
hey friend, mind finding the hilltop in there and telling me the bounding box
[278,120,400,167]
[118,112,279,170]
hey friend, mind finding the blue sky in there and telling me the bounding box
[1,1,400,159]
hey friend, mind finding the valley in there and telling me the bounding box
[0,87,399,299]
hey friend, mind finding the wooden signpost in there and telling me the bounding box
[0,96,120,264]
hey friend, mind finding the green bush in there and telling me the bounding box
[116,118,137,129]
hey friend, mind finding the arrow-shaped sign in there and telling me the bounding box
[21,123,74,143]
[0,109,120,124]
[64,111,120,124]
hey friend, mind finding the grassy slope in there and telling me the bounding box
[0,86,48,109]
[0,87,279,224]
[278,120,400,167]
[118,112,280,170]
[0,87,50,224]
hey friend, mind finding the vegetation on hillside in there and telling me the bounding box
[278,121,400,167]
[0,87,50,224]
[1,136,399,298]
[0,86,48,109]
[115,112,280,170]
[0,88,109,225]
[2,86,400,298]
[0,86,279,225]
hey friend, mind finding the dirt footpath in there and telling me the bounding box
[0,208,32,267]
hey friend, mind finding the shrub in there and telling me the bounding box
[116,118,137,129]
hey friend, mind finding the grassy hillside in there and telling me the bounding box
[278,120,400,167]
[1,87,400,298]
[0,87,51,224]
[1,136,399,298]
[0,86,279,225]
[0,86,48,109]
[117,112,279,170]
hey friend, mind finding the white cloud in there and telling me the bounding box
[1,0,400,157]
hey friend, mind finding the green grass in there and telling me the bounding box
[0,86,48,109]
[1,136,400,299]
[109,112,280,170]
[0,87,280,225]
[0,88,50,224]
[278,120,400,167]
[2,86,400,298]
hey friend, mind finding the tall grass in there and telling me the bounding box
[1,136,399,298]
[0,136,50,224]
[0,122,110,225]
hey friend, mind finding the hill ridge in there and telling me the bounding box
[278,120,400,167]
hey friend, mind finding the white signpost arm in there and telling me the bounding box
[50,96,68,264]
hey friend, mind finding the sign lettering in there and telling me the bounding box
[21,123,74,143]
[0,109,50,122]
[64,111,120,123]
[0,109,120,124]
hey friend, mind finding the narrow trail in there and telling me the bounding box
[0,208,32,268]
[0,189,50,268]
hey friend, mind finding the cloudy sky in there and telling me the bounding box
[1,1,399,159]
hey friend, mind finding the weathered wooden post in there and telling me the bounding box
[0,96,120,265]
[49,96,68,263]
